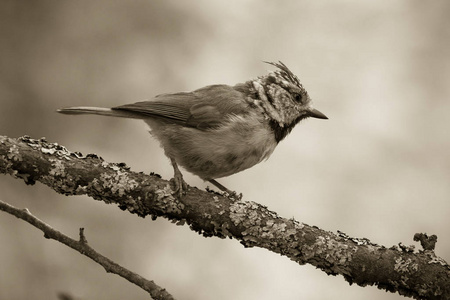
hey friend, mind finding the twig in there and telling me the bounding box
[0,199,175,300]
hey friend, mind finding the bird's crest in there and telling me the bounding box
[264,61,303,88]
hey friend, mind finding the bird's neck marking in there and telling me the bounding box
[252,80,285,126]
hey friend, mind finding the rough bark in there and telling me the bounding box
[1,135,449,299]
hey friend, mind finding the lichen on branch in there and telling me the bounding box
[1,135,449,299]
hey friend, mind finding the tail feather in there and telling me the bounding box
[57,107,143,119]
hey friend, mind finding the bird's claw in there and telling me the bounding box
[205,186,242,201]
[223,190,243,201]
[170,173,188,198]
[170,158,188,198]
[207,179,242,200]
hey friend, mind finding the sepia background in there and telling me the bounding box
[1,1,449,299]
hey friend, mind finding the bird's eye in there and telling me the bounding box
[294,93,303,103]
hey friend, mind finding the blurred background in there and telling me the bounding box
[1,1,449,299]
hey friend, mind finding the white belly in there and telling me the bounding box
[145,114,277,180]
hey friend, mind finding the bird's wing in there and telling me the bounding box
[113,84,250,130]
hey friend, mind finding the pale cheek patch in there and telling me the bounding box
[252,78,308,127]
[252,80,283,124]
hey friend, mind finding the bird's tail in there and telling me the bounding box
[57,107,143,119]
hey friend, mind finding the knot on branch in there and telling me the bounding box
[413,233,437,251]
[79,228,88,244]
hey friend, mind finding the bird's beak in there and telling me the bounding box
[308,108,328,119]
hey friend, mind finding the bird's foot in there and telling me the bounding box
[170,158,188,198]
[170,173,188,198]
[208,179,242,201]
[224,190,243,201]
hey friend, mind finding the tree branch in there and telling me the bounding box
[1,135,449,299]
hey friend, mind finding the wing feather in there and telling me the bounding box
[112,84,250,130]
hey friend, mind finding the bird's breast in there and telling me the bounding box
[146,113,277,180]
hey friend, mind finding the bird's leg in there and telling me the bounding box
[208,179,242,200]
[208,179,231,193]
[170,158,188,197]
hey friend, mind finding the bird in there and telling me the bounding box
[57,61,327,197]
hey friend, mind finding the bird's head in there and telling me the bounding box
[249,61,327,142]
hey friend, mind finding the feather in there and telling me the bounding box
[113,84,250,130]
[264,61,303,88]
[56,107,144,119]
